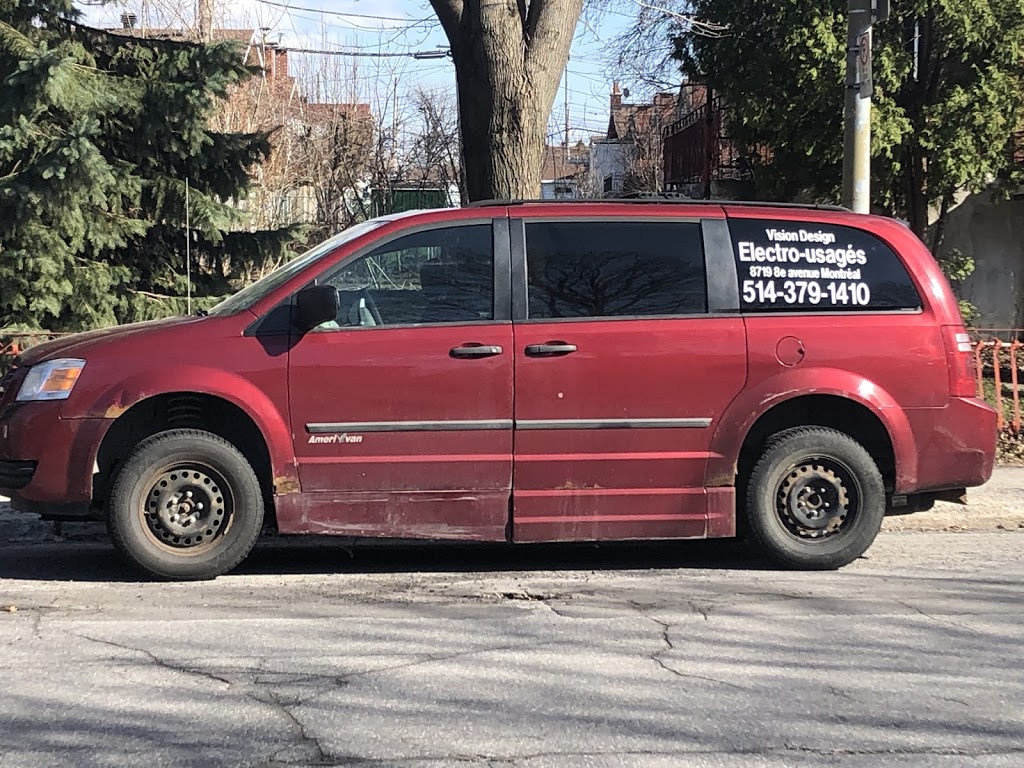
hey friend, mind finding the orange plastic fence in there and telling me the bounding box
[971,329,1024,434]
[0,332,69,362]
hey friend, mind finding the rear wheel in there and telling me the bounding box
[107,429,264,580]
[744,426,884,570]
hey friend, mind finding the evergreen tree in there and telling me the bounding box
[0,0,299,331]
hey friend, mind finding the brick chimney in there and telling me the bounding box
[611,81,622,111]
[273,47,288,81]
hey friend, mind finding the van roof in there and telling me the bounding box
[467,197,851,213]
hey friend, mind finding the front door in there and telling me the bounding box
[511,217,747,542]
[287,221,513,540]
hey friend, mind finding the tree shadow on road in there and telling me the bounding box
[0,536,771,583]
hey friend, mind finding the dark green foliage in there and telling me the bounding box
[0,0,300,331]
[676,0,1024,243]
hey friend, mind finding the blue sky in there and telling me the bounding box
[76,1,660,145]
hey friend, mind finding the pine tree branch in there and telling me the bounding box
[130,289,179,302]
[0,160,23,182]
[0,20,37,59]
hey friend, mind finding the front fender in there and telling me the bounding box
[706,367,919,491]
[64,365,297,491]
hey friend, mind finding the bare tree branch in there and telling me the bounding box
[630,0,729,38]
[603,0,728,92]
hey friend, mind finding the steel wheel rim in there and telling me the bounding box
[140,462,233,553]
[775,454,862,541]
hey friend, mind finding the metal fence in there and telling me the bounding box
[971,329,1024,434]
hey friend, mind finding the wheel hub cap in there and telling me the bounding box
[777,462,851,538]
[144,467,227,548]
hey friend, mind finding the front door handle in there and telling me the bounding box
[450,344,503,359]
[524,342,578,357]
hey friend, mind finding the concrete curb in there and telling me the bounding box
[2,467,1021,545]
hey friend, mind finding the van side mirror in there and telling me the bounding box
[295,284,340,330]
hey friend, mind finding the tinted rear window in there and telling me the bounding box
[525,221,707,319]
[729,219,922,312]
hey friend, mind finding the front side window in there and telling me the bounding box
[525,221,708,319]
[730,218,923,312]
[319,224,494,328]
[208,219,386,317]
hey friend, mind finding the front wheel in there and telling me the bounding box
[107,429,265,580]
[744,426,885,570]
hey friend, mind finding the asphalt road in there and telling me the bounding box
[1,532,1022,768]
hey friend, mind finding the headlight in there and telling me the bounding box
[16,359,87,402]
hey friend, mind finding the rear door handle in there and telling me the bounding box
[450,344,503,359]
[524,342,578,357]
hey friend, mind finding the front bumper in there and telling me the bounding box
[0,402,110,519]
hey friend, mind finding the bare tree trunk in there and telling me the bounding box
[196,0,213,42]
[929,194,950,254]
[430,0,583,201]
[906,148,928,239]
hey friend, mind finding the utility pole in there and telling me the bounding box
[842,0,875,213]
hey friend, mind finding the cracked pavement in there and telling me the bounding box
[0,531,1022,767]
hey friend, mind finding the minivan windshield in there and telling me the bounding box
[206,219,387,317]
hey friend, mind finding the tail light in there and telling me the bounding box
[942,326,978,397]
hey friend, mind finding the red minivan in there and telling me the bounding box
[0,201,997,579]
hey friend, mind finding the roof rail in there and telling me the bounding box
[466,196,851,212]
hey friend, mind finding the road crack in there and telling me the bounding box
[688,600,713,620]
[74,633,233,686]
[895,599,993,638]
[74,633,330,764]
[648,618,749,691]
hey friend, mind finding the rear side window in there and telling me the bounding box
[525,221,707,319]
[729,219,922,312]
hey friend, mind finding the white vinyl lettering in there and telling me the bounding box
[736,224,877,309]
[307,433,364,445]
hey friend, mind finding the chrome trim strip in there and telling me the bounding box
[307,418,711,434]
[307,420,514,434]
[516,418,711,430]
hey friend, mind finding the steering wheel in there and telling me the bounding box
[357,288,383,325]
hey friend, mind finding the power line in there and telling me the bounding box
[268,14,439,51]
[254,0,431,23]
[283,46,450,59]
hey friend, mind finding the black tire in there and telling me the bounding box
[744,426,885,570]
[107,429,264,580]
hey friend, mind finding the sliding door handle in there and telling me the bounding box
[524,342,578,357]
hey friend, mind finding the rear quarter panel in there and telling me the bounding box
[712,208,964,493]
